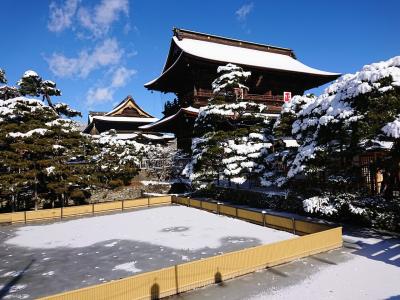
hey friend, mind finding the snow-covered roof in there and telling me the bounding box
[92,116,159,123]
[139,107,199,130]
[145,29,341,93]
[171,36,339,77]
[142,133,175,140]
[104,95,153,118]
[93,132,175,141]
[145,37,340,88]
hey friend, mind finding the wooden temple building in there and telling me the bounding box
[83,95,174,143]
[142,28,340,152]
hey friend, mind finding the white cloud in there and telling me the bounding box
[87,87,113,105]
[47,0,129,38]
[85,66,136,106]
[77,0,129,37]
[48,0,80,33]
[111,67,136,88]
[47,38,123,78]
[235,3,254,21]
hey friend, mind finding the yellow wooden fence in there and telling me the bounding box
[172,196,332,235]
[39,196,342,300]
[0,196,172,225]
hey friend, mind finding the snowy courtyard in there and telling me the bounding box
[169,228,400,300]
[0,205,294,299]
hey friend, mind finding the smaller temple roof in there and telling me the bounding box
[83,95,158,134]
[139,107,199,132]
[140,106,280,134]
[91,116,158,123]
[104,95,154,117]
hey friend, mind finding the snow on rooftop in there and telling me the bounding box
[92,116,159,123]
[182,106,200,113]
[112,133,139,140]
[173,36,340,76]
[142,133,175,140]
[139,107,199,129]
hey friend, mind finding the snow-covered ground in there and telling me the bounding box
[5,205,293,250]
[0,205,294,299]
[170,228,400,300]
[249,232,400,300]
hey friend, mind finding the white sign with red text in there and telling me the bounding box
[283,92,292,102]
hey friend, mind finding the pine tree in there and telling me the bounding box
[0,95,88,210]
[184,64,274,188]
[0,68,7,84]
[211,63,251,100]
[162,98,180,117]
[0,69,99,211]
[285,56,400,197]
[0,68,21,101]
[17,70,60,110]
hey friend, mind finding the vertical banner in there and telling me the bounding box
[284,91,292,102]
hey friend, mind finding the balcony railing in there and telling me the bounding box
[192,89,284,111]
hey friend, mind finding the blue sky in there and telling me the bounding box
[1,0,399,122]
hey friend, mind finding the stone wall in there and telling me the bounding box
[89,181,172,203]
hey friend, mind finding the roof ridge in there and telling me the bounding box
[173,28,296,58]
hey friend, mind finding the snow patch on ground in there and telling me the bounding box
[5,206,294,250]
[112,261,141,273]
[1,271,22,278]
[42,271,55,276]
[104,241,118,247]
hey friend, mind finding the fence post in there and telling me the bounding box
[174,265,179,294]
[122,200,124,211]
[92,203,95,215]
[200,200,203,209]
[24,211,27,224]
[148,197,150,207]
[61,206,63,219]
[292,218,296,234]
[235,207,238,218]
[262,211,266,227]
[217,202,222,215]
[188,198,191,207]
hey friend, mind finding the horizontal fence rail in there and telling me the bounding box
[0,196,172,225]
[172,196,332,235]
[39,196,342,300]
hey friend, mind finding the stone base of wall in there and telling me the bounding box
[89,181,172,203]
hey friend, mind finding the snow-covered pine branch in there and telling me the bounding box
[18,70,61,110]
[284,56,400,181]
[0,68,7,84]
[212,63,251,96]
[54,103,82,118]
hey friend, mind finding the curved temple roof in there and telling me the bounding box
[145,29,340,91]
[173,36,338,76]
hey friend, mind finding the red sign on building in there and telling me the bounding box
[283,92,292,102]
